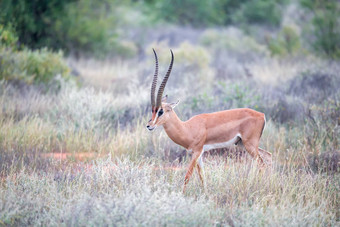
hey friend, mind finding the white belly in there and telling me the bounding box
[203,133,241,151]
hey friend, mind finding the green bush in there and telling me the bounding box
[53,0,117,57]
[0,24,18,49]
[0,0,72,49]
[0,0,120,56]
[147,41,211,69]
[300,0,340,58]
[232,0,287,27]
[145,0,288,27]
[266,26,303,56]
[219,82,262,110]
[146,0,287,27]
[214,0,248,24]
[110,40,138,59]
[0,47,70,85]
[146,0,226,26]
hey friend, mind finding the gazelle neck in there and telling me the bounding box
[162,110,190,149]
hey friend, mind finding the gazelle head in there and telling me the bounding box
[146,49,178,131]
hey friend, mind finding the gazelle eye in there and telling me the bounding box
[158,109,164,116]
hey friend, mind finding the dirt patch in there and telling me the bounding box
[41,152,98,161]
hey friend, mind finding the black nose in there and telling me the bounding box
[146,125,150,129]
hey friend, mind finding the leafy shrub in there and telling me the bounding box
[217,81,263,110]
[174,42,211,69]
[0,0,121,56]
[148,0,225,26]
[300,0,340,58]
[185,80,264,116]
[53,0,116,57]
[111,40,138,59]
[146,41,213,96]
[0,47,70,85]
[0,0,72,49]
[266,26,303,56]
[232,0,287,27]
[189,92,214,111]
[146,0,287,27]
[148,41,211,70]
[0,24,18,49]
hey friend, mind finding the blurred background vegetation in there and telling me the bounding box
[0,1,335,91]
[1,0,339,58]
[0,0,339,85]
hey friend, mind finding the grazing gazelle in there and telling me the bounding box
[147,49,272,192]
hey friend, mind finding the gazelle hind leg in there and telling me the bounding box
[243,140,265,168]
[258,147,272,168]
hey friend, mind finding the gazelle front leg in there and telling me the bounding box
[183,151,201,193]
[196,150,205,187]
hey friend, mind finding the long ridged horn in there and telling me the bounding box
[156,50,174,108]
[151,49,158,110]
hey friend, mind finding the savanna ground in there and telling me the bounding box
[1,0,340,226]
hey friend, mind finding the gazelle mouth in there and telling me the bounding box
[147,126,156,131]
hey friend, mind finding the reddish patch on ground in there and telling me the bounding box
[41,151,272,173]
[41,153,185,172]
[152,166,184,171]
[41,152,98,161]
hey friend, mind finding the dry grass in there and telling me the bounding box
[0,157,338,226]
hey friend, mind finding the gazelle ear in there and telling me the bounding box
[170,100,179,109]
[162,95,168,103]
